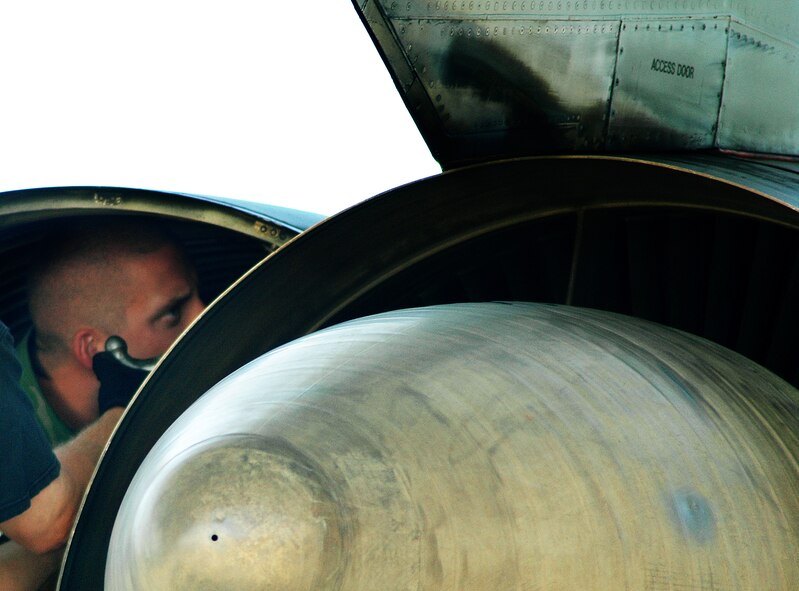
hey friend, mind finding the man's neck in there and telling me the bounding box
[36,355,99,432]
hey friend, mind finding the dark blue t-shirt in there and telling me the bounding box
[0,322,60,523]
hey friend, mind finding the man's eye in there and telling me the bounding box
[161,306,182,328]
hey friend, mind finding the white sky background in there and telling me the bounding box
[0,1,441,216]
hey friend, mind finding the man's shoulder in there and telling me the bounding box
[0,323,61,524]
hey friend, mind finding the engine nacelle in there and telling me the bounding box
[106,303,799,590]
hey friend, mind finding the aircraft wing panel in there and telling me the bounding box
[718,22,799,155]
[354,0,799,165]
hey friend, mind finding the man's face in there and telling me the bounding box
[114,244,205,360]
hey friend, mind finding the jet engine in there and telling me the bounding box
[55,0,799,587]
[104,303,799,589]
[57,156,799,589]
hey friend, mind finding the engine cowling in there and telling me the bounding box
[105,303,799,590]
[58,155,799,590]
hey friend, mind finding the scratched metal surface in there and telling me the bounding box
[105,303,799,589]
[58,156,799,588]
[355,0,799,164]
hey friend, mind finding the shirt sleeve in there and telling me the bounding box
[0,323,61,523]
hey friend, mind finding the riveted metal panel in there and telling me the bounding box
[395,19,618,150]
[359,0,799,164]
[608,18,728,149]
[728,0,798,41]
[718,24,799,156]
[385,0,732,19]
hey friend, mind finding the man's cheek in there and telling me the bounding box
[121,330,163,360]
[151,329,184,357]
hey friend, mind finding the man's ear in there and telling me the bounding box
[71,328,104,370]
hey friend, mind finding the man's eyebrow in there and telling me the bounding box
[150,291,194,322]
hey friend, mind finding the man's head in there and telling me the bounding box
[28,219,205,428]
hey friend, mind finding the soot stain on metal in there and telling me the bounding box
[441,35,561,148]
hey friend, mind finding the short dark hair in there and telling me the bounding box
[28,217,191,356]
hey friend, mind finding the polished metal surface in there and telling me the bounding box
[106,303,799,589]
[646,155,799,212]
[354,0,799,164]
[58,155,799,589]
